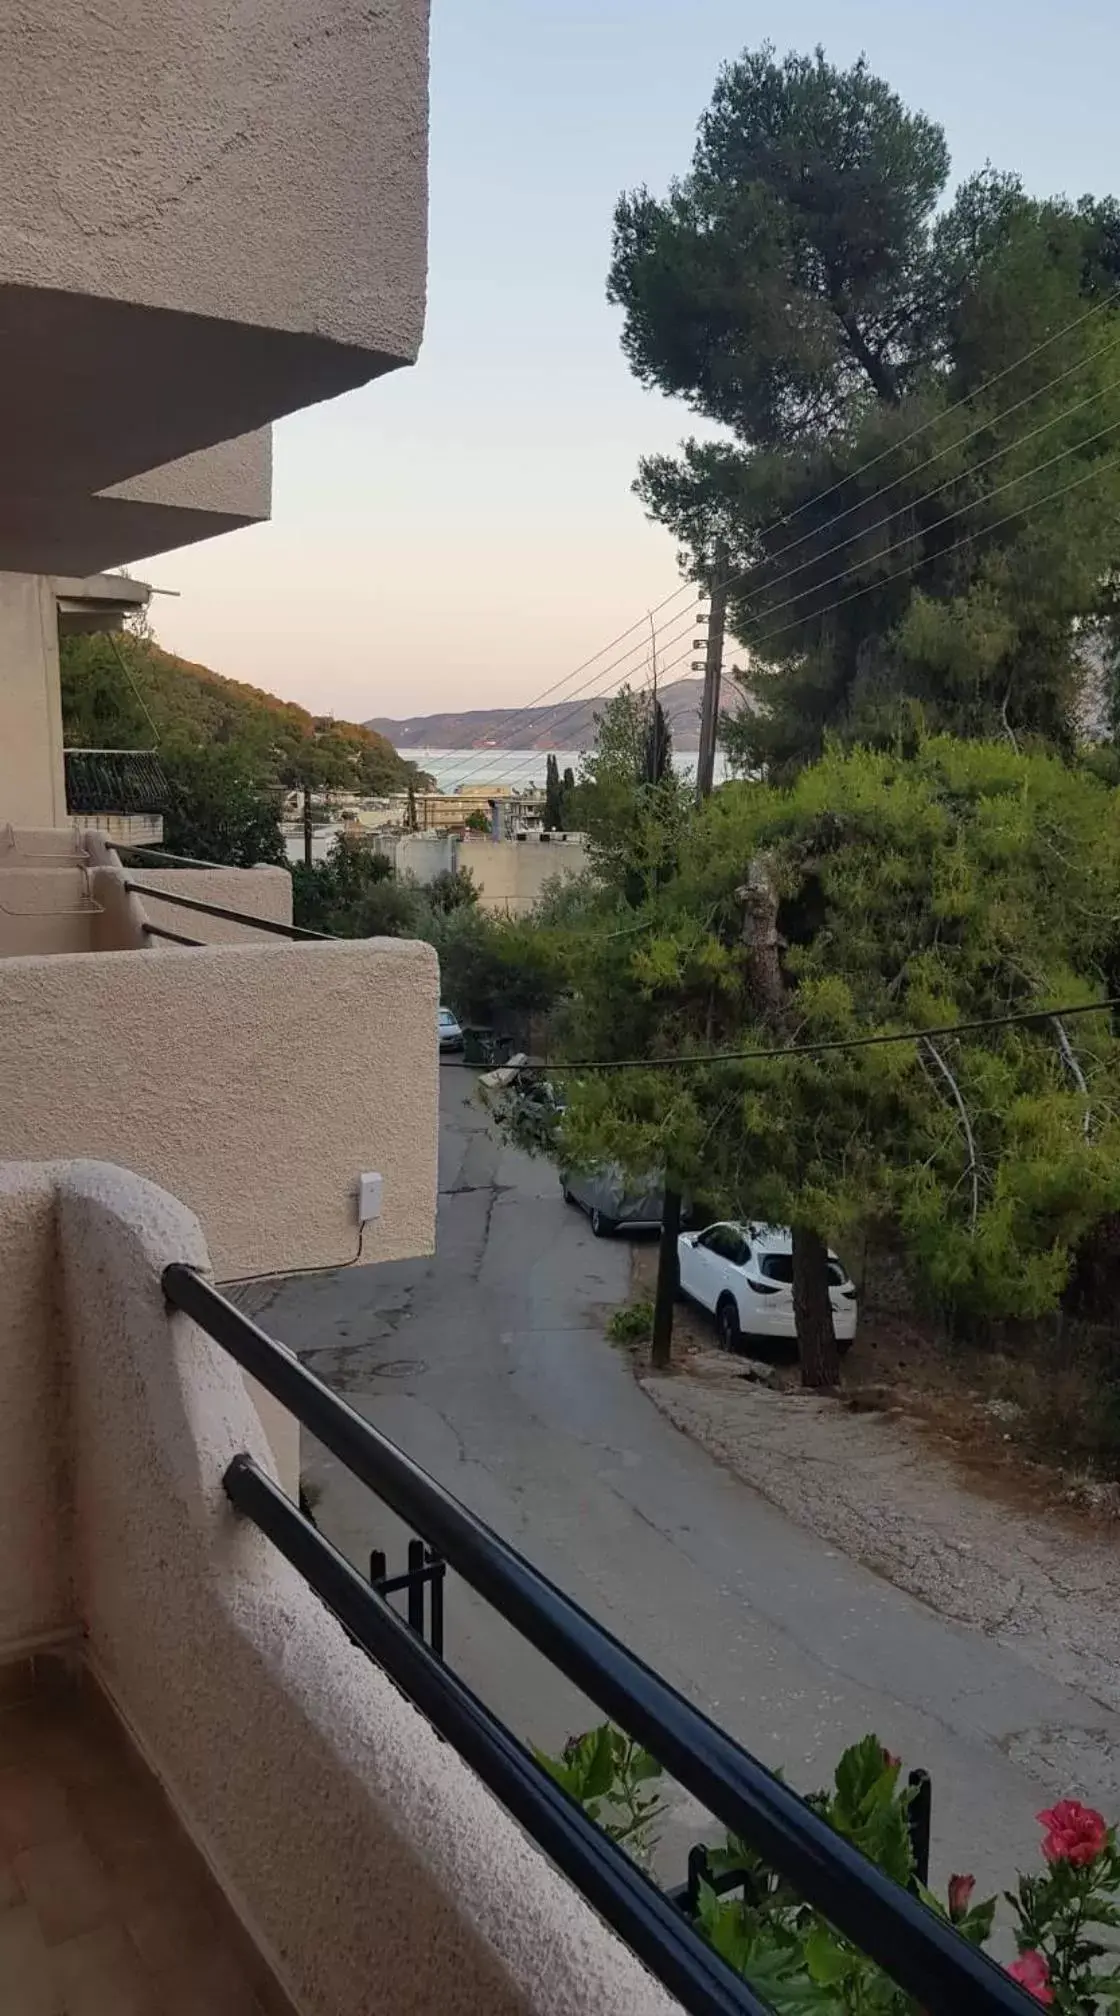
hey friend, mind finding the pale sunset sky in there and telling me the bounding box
[150,0,1120,724]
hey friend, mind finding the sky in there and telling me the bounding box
[149,0,1120,725]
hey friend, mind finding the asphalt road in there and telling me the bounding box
[242,1065,1120,1888]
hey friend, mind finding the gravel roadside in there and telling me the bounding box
[642,1349,1120,1771]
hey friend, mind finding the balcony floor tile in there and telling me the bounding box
[0,1674,273,2016]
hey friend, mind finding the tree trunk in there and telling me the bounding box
[792,1224,840,1390]
[740,861,843,1391]
[650,1186,682,1371]
[302,782,313,868]
[835,306,901,405]
[737,857,786,1019]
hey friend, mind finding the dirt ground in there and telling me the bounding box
[628,1240,1120,1519]
[625,1240,1120,1736]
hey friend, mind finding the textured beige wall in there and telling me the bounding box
[0,855,145,956]
[461,837,590,916]
[0,2,430,501]
[0,3,428,349]
[104,432,272,520]
[369,831,457,883]
[49,1158,676,2016]
[0,433,273,578]
[0,935,438,1277]
[90,867,148,953]
[0,575,65,826]
[0,867,103,958]
[0,827,89,865]
[124,864,294,947]
[0,1166,71,1652]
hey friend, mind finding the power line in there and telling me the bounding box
[428,290,1120,803]
[437,588,695,795]
[715,373,1120,633]
[727,412,1120,641]
[448,436,1120,810]
[688,288,1120,642]
[735,322,1120,598]
[647,446,1120,690]
[615,315,1120,722]
[634,387,1120,708]
[446,389,1120,795]
[725,285,1120,595]
[438,631,674,796]
[519,994,1120,1076]
[441,298,1111,786]
[431,597,704,796]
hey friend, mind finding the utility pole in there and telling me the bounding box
[646,610,663,784]
[650,1186,681,1371]
[695,542,729,803]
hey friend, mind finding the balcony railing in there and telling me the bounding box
[123,878,329,942]
[113,842,326,945]
[162,1262,1032,2016]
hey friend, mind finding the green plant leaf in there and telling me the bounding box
[834,1736,894,1823]
[958,1897,997,1946]
[581,1723,619,1800]
[804,1926,856,1985]
[629,1747,664,1783]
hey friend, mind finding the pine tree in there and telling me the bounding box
[544,752,564,830]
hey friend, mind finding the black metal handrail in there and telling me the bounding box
[163,1262,1032,2016]
[124,881,330,941]
[226,1454,761,2016]
[140,921,204,947]
[118,843,265,872]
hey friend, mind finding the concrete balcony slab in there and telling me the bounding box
[0,432,272,577]
[0,0,428,497]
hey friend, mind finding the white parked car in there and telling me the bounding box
[677,1222,857,1352]
[438,1005,464,1051]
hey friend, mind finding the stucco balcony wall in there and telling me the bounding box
[0,835,438,1280]
[0,1158,676,2016]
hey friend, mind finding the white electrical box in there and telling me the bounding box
[358,1172,383,1225]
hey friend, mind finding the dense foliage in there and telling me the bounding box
[290,836,563,1041]
[608,44,1120,772]
[157,745,288,868]
[59,629,427,864]
[576,686,690,905]
[550,738,1120,1358]
[543,1722,1120,2012]
[290,839,396,934]
[292,838,479,939]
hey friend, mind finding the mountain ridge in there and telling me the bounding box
[367,676,731,751]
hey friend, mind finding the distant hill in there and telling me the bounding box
[367,676,735,753]
[60,633,427,793]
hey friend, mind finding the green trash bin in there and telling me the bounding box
[462,1026,494,1066]
[463,1028,513,1067]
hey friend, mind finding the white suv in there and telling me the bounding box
[677,1221,857,1351]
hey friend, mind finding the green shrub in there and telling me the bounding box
[538,1724,1120,2011]
[606,1300,654,1344]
